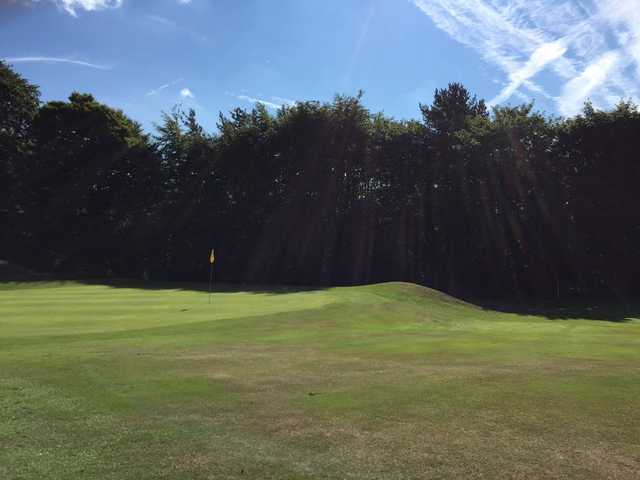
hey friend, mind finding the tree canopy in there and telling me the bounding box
[2,62,639,298]
[1,61,40,248]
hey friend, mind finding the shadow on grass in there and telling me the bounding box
[1,265,638,322]
[62,277,327,296]
[0,261,327,295]
[475,299,640,323]
[0,275,330,295]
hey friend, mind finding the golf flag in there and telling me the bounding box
[208,249,215,304]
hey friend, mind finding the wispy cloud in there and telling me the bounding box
[269,96,297,107]
[60,0,122,16]
[144,12,207,43]
[558,50,621,115]
[146,14,176,28]
[18,0,124,17]
[3,56,110,70]
[411,0,640,115]
[597,0,640,79]
[491,39,568,105]
[235,94,296,110]
[145,78,183,96]
[342,1,375,90]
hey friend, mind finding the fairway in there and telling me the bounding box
[1,282,639,479]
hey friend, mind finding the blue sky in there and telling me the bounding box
[2,0,639,132]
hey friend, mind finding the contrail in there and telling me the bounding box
[3,56,111,70]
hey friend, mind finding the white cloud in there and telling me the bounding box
[14,0,123,16]
[146,15,176,28]
[597,0,640,80]
[411,0,640,115]
[180,88,195,99]
[270,96,297,107]
[145,78,183,96]
[3,56,110,69]
[557,50,621,116]
[35,0,124,16]
[63,0,122,15]
[177,0,192,4]
[491,39,567,105]
[235,94,296,110]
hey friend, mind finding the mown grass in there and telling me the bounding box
[1,281,639,479]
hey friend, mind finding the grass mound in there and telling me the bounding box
[1,281,639,479]
[363,281,476,306]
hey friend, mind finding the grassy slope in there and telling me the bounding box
[1,281,639,479]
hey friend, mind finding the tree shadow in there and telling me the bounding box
[0,261,328,295]
[2,263,638,322]
[475,299,640,323]
[0,260,50,281]
[74,278,329,295]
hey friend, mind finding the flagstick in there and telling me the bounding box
[208,261,213,304]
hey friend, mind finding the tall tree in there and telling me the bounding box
[26,92,158,275]
[0,61,40,254]
[559,100,640,296]
[153,107,217,279]
[4,71,639,299]
[419,83,488,295]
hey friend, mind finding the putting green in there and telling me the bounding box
[1,281,639,479]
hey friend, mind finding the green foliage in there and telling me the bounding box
[0,60,40,157]
[0,61,40,246]
[20,91,159,273]
[421,82,488,136]
[2,60,639,298]
[557,100,640,295]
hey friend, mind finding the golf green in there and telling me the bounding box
[1,281,639,479]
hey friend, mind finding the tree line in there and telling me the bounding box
[2,61,639,298]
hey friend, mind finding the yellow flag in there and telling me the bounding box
[209,249,215,264]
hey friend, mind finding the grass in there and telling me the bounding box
[1,280,639,479]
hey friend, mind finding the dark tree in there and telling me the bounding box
[0,61,40,252]
[24,93,159,274]
[4,71,639,299]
